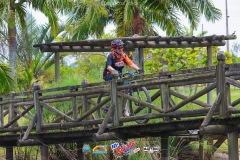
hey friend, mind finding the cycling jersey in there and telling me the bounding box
[103,51,133,78]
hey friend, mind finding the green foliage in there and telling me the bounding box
[0,63,14,93]
[144,46,233,72]
[43,68,83,89]
[64,0,222,39]
[74,52,107,83]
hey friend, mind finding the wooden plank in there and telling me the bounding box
[22,115,37,140]
[77,96,111,122]
[40,102,74,122]
[118,92,164,113]
[96,105,113,135]
[93,132,125,141]
[57,144,76,160]
[53,104,82,123]
[119,108,210,122]
[38,88,108,101]
[231,98,240,107]
[226,77,240,88]
[4,105,34,128]
[170,89,211,108]
[200,93,222,127]
[167,82,216,112]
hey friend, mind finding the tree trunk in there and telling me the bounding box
[8,5,17,82]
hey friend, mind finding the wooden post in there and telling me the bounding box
[228,132,239,160]
[160,83,170,159]
[139,47,144,70]
[225,66,238,160]
[33,82,48,160]
[81,80,92,129]
[6,147,13,160]
[9,92,17,127]
[132,34,144,69]
[216,51,228,117]
[161,136,169,160]
[41,145,49,160]
[206,46,214,160]
[133,47,140,67]
[0,97,3,127]
[55,51,60,81]
[160,83,170,121]
[77,143,84,160]
[70,86,78,120]
[33,82,42,132]
[6,92,16,160]
[207,46,213,105]
[199,135,204,160]
[112,73,120,127]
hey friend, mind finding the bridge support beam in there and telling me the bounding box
[41,145,49,160]
[161,136,169,160]
[6,147,13,160]
[77,143,84,160]
[228,132,239,160]
[199,135,204,160]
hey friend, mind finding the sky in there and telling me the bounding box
[151,0,239,53]
[195,0,240,52]
[35,0,239,53]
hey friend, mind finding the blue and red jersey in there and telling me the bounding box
[103,51,133,77]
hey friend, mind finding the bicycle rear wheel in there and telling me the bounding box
[128,87,152,124]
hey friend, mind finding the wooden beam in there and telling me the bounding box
[40,102,74,122]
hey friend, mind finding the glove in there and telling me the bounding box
[111,70,119,75]
[137,68,144,74]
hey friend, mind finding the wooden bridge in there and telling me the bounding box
[1,51,240,159]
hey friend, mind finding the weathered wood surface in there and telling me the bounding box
[33,35,236,53]
[0,56,240,148]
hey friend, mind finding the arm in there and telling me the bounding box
[107,66,117,73]
[129,63,140,71]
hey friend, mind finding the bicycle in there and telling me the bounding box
[97,72,152,124]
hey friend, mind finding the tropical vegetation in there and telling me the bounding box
[0,0,238,159]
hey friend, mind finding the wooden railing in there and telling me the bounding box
[0,51,240,142]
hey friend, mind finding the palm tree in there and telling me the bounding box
[0,63,14,93]
[16,13,68,91]
[65,0,222,39]
[0,0,59,83]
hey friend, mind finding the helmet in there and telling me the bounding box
[111,39,124,48]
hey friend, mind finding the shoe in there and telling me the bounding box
[123,108,130,117]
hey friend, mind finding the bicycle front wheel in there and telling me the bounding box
[128,87,152,124]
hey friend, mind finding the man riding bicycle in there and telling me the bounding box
[102,39,143,116]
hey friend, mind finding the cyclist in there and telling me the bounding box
[103,39,143,81]
[102,39,143,116]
